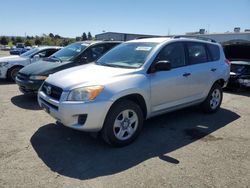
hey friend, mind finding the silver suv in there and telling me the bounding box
[38,37,230,147]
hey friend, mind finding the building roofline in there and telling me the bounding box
[95,31,162,37]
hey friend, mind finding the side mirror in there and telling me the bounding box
[153,60,171,72]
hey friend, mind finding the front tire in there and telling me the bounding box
[201,83,223,113]
[101,100,144,147]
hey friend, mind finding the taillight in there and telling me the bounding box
[225,59,230,65]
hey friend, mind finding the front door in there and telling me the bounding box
[150,42,193,112]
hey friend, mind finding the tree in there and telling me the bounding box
[49,33,54,38]
[25,40,33,46]
[54,34,61,39]
[15,37,23,43]
[26,35,32,40]
[75,36,81,41]
[87,32,92,40]
[60,39,70,46]
[0,36,9,45]
[81,32,87,41]
[11,36,16,44]
[35,38,42,45]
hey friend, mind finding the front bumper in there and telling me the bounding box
[38,90,113,132]
[15,76,44,94]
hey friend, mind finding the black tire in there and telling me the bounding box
[101,100,144,147]
[7,66,22,82]
[201,83,223,113]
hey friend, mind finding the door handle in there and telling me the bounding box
[183,73,191,77]
[211,68,217,72]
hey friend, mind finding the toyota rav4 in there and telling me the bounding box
[38,37,230,147]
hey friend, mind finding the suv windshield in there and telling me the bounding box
[96,42,157,68]
[20,48,39,57]
[50,42,88,62]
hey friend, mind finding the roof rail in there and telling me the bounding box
[135,36,163,40]
[172,35,217,43]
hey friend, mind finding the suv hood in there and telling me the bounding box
[19,60,72,76]
[46,63,138,90]
[0,55,28,62]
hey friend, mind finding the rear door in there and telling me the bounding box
[183,42,216,100]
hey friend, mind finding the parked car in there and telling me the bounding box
[224,42,250,89]
[0,46,61,81]
[16,41,121,94]
[10,43,28,55]
[10,48,27,55]
[38,37,230,147]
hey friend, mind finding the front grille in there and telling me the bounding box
[17,72,29,81]
[42,82,63,101]
[39,97,58,110]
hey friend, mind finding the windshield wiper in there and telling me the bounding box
[98,63,135,69]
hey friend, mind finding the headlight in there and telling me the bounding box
[67,86,104,101]
[30,75,48,80]
[0,62,8,67]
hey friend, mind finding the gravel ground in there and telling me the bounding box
[0,80,249,188]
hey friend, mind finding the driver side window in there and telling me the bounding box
[80,44,106,63]
[156,42,186,68]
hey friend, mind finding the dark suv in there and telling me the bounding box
[16,41,121,94]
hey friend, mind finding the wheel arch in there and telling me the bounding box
[109,93,148,119]
[7,65,24,74]
[214,78,226,88]
[7,65,24,80]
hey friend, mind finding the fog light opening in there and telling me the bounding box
[78,114,88,125]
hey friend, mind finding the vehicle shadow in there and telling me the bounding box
[224,89,250,97]
[0,79,15,85]
[30,107,240,180]
[11,94,42,110]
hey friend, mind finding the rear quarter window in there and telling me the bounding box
[207,44,220,61]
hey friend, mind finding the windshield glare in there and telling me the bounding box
[20,48,39,57]
[50,42,87,62]
[96,42,157,68]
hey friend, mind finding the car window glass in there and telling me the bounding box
[156,42,185,68]
[105,43,119,51]
[51,43,88,62]
[187,43,208,64]
[37,51,47,58]
[45,49,57,57]
[207,44,220,61]
[82,45,106,62]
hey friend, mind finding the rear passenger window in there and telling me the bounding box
[156,42,185,68]
[187,43,208,65]
[207,44,220,61]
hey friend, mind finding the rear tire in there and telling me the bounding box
[101,100,144,147]
[7,66,22,82]
[201,83,223,113]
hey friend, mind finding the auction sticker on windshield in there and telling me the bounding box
[135,46,152,51]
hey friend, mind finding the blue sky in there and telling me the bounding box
[0,0,249,37]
